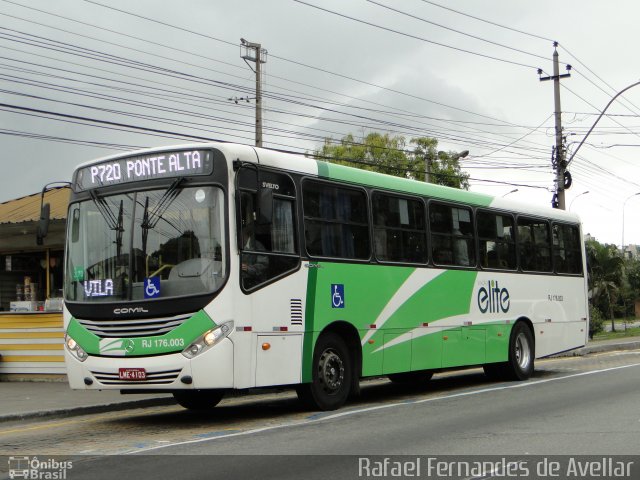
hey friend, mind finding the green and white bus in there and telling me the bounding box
[54,142,588,411]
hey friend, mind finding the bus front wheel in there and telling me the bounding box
[297,332,352,411]
[173,389,224,410]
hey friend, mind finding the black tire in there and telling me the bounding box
[296,332,352,411]
[505,322,535,380]
[484,322,535,381]
[388,371,433,384]
[173,389,225,410]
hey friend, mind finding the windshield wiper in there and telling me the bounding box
[89,189,118,230]
[141,177,184,256]
[89,190,125,258]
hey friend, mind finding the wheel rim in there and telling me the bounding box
[515,332,531,370]
[317,348,344,394]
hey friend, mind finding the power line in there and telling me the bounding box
[0,128,143,150]
[366,0,549,62]
[417,0,554,43]
[292,0,539,70]
[71,0,553,130]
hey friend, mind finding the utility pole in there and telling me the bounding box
[539,42,571,209]
[240,39,267,148]
[424,154,432,183]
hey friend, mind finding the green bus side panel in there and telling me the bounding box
[411,331,442,371]
[485,323,511,363]
[368,269,478,374]
[442,327,485,368]
[382,331,412,375]
[303,262,482,380]
[303,262,415,381]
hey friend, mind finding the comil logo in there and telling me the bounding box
[113,306,149,315]
[477,280,510,314]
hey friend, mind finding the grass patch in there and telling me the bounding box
[592,326,640,341]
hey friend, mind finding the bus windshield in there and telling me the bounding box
[64,185,226,303]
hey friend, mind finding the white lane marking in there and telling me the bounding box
[130,362,640,454]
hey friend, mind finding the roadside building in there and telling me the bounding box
[0,187,69,376]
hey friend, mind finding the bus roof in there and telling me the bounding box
[75,141,580,224]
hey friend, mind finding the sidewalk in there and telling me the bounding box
[1,336,638,423]
[0,382,174,423]
[553,336,640,357]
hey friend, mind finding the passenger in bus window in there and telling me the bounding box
[453,228,470,266]
[241,223,268,285]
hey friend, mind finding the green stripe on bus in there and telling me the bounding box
[315,161,493,207]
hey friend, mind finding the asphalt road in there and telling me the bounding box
[2,351,640,479]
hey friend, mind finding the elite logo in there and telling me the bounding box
[477,280,510,314]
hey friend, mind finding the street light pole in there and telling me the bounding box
[426,149,468,183]
[622,192,640,252]
[568,190,589,210]
[567,80,640,166]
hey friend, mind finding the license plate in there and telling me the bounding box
[118,368,146,381]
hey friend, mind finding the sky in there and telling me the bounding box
[1,0,640,246]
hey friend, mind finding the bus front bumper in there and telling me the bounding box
[65,337,234,390]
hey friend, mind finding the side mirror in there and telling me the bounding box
[36,203,50,246]
[256,188,273,225]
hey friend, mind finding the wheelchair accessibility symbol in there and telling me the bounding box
[144,277,161,299]
[331,284,345,308]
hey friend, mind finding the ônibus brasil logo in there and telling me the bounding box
[477,280,510,314]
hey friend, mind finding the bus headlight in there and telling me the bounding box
[182,321,233,359]
[65,334,88,362]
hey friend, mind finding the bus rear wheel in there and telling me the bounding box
[173,389,225,410]
[297,332,352,411]
[484,322,534,381]
[507,322,534,380]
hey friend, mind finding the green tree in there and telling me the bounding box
[316,133,469,190]
[410,137,470,189]
[316,132,410,176]
[621,256,640,319]
[586,239,625,331]
[588,304,605,338]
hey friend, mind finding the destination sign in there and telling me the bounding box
[75,149,213,190]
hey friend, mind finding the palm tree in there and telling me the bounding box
[586,240,625,331]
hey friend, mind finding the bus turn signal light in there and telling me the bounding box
[262,343,271,351]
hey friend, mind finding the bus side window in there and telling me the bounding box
[372,193,426,264]
[303,181,370,260]
[238,169,299,291]
[429,202,475,267]
[477,211,516,270]
[518,217,552,272]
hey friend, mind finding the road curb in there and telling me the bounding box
[0,397,175,424]
[552,340,640,357]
